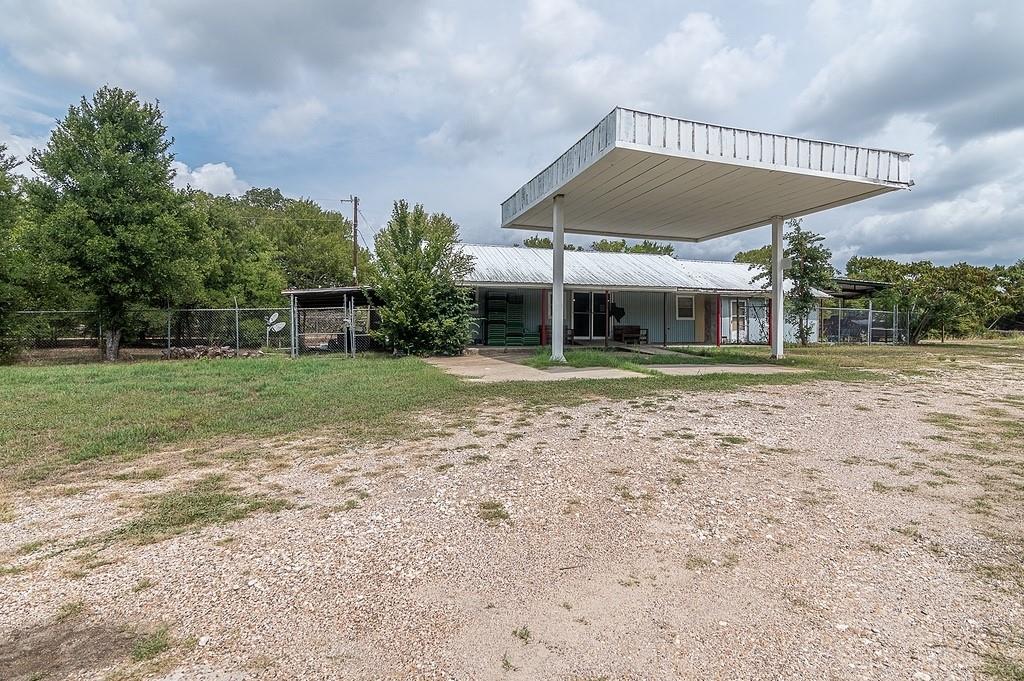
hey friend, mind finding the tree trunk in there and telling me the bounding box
[103,328,122,361]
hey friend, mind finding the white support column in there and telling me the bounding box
[551,194,566,362]
[770,215,784,359]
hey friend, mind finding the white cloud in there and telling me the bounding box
[257,98,328,142]
[171,161,249,196]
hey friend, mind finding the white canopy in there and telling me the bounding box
[500,107,912,360]
[502,108,911,241]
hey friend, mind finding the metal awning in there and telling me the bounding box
[501,108,912,241]
[825,277,892,300]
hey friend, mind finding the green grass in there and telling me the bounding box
[5,342,1008,487]
[112,475,289,544]
[131,627,171,661]
[524,347,713,371]
[0,353,871,486]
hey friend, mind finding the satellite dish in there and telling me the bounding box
[270,321,286,332]
[267,312,279,324]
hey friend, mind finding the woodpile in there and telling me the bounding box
[160,345,266,360]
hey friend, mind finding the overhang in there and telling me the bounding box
[501,108,912,242]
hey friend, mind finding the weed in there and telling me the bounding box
[132,626,171,661]
[132,577,154,592]
[55,599,85,623]
[512,625,531,644]
[479,500,510,523]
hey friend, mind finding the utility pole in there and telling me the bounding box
[341,195,359,285]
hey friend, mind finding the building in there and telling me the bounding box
[459,244,823,347]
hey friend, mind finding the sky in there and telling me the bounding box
[1,0,1022,269]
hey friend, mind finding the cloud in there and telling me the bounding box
[257,98,328,143]
[171,161,249,196]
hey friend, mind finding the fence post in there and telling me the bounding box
[234,297,240,356]
[166,309,172,352]
[893,304,898,344]
[350,298,357,358]
[867,300,873,345]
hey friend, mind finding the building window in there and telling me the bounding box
[676,295,695,320]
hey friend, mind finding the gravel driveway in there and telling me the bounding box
[2,356,1023,679]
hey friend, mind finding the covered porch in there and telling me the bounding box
[472,285,775,348]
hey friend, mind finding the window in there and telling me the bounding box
[675,295,695,320]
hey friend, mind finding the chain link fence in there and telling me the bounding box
[9,305,375,363]
[819,306,910,344]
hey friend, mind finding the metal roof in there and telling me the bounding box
[459,244,776,294]
[502,107,912,242]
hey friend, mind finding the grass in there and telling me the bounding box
[478,500,510,523]
[511,625,531,644]
[982,654,1024,680]
[0,342,1009,487]
[112,475,289,544]
[132,627,171,661]
[0,352,872,487]
[54,599,85,623]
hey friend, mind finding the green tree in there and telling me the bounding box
[371,200,475,355]
[752,219,835,346]
[0,145,27,362]
[733,245,771,270]
[590,238,674,255]
[235,187,371,288]
[27,86,210,360]
[521,235,582,250]
[845,257,1003,343]
[184,191,286,306]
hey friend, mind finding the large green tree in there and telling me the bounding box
[371,200,475,355]
[0,145,27,362]
[752,219,835,346]
[28,86,210,360]
[733,245,771,270]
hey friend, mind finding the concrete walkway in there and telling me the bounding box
[646,363,808,376]
[426,354,806,383]
[425,355,643,383]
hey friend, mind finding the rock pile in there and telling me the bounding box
[160,345,266,360]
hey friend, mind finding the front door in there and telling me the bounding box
[730,299,747,343]
[572,292,607,339]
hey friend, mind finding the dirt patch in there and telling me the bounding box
[1,355,1023,679]
[0,611,138,680]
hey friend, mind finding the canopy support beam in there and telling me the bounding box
[551,194,566,362]
[771,215,784,359]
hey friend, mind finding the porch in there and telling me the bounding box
[471,286,775,348]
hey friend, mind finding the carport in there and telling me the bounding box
[501,107,913,360]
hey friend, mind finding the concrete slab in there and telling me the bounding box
[646,363,808,376]
[425,355,645,383]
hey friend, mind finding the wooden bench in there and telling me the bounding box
[613,325,648,344]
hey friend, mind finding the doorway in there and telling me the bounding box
[729,299,747,343]
[572,291,608,340]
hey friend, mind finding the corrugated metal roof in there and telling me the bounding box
[459,244,772,293]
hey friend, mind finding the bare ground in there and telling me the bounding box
[2,358,1023,679]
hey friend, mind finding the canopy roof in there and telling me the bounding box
[501,108,912,242]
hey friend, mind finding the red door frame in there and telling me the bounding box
[716,295,722,347]
[541,288,548,345]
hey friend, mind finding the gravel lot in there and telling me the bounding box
[2,353,1023,679]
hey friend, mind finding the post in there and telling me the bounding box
[837,299,843,343]
[716,295,721,346]
[893,303,898,344]
[234,296,240,355]
[551,194,566,362]
[541,288,548,346]
[867,299,873,345]
[166,308,172,352]
[352,196,359,286]
[350,297,357,358]
[662,292,667,347]
[341,294,348,356]
[604,291,609,349]
[770,215,784,358]
[290,295,298,358]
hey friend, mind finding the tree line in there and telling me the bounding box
[735,225,1024,344]
[0,87,372,360]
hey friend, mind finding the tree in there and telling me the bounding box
[27,86,210,360]
[590,238,674,255]
[371,200,475,355]
[521,235,583,250]
[0,145,26,362]
[752,219,835,346]
[733,245,771,270]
